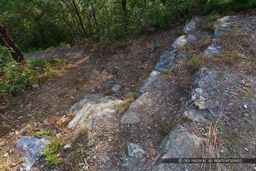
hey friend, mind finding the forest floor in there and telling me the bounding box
[0,22,184,170]
[0,10,256,171]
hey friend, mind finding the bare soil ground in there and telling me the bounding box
[0,24,184,170]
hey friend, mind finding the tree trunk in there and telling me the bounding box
[0,23,24,62]
[0,35,9,47]
[89,1,98,26]
[121,0,127,11]
[71,0,87,38]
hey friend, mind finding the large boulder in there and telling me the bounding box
[16,136,49,170]
[137,70,160,97]
[155,50,177,72]
[204,44,221,57]
[121,74,171,125]
[172,34,197,49]
[121,92,155,124]
[183,17,201,33]
[152,126,202,171]
[68,94,122,131]
[214,16,236,28]
[214,16,236,37]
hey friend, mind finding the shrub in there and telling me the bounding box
[43,138,64,165]
[0,46,13,74]
[0,57,65,97]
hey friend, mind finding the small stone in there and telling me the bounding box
[3,153,8,158]
[93,156,97,160]
[63,144,71,151]
[18,116,24,120]
[56,112,60,115]
[243,104,248,109]
[153,44,160,50]
[195,96,206,110]
[43,120,49,126]
[219,150,225,154]
[244,118,253,125]
[128,142,145,159]
[244,113,249,117]
[203,133,209,137]
[79,163,85,167]
[0,140,5,147]
[111,85,123,94]
[32,84,39,88]
[244,148,249,152]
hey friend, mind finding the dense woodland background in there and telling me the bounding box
[1,0,255,52]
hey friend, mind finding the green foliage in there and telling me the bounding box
[202,0,256,14]
[0,57,64,97]
[0,0,202,50]
[43,138,64,165]
[202,13,220,30]
[35,129,52,136]
[27,120,33,125]
[0,0,254,52]
[0,46,13,73]
[35,112,46,120]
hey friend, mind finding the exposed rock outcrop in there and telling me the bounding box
[16,136,49,170]
[68,94,123,131]
[152,126,202,171]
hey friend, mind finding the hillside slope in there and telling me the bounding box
[0,11,256,171]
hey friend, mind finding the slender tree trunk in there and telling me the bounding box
[71,0,87,38]
[121,0,127,11]
[0,35,8,47]
[0,23,24,62]
[89,1,98,26]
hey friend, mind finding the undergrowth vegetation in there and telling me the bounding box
[43,138,64,165]
[0,50,66,101]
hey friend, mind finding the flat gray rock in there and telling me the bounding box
[111,84,123,94]
[68,94,122,131]
[16,136,49,170]
[214,16,236,28]
[137,70,160,97]
[195,67,219,88]
[183,108,211,123]
[152,126,201,171]
[155,50,176,72]
[183,17,201,33]
[172,35,197,49]
[121,92,153,124]
[213,16,236,37]
[121,74,171,125]
[204,44,221,57]
[214,27,232,37]
[127,142,145,159]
